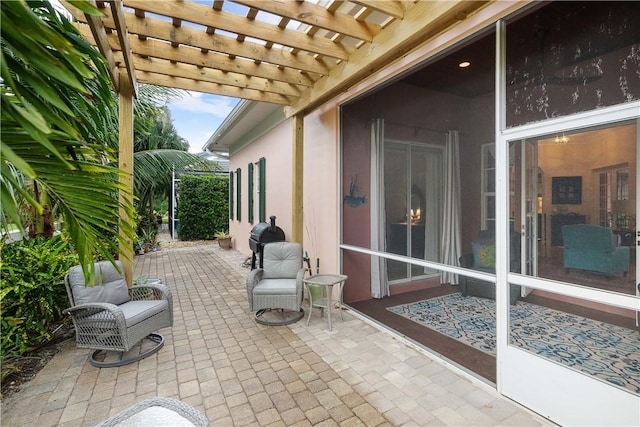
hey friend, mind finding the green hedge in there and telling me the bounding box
[0,236,78,364]
[177,175,229,240]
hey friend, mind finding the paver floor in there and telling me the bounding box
[1,243,551,426]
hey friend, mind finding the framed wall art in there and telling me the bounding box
[552,176,582,204]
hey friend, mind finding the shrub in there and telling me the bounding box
[177,175,229,240]
[0,235,78,363]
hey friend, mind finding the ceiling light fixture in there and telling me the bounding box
[458,61,471,68]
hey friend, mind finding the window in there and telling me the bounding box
[229,171,234,220]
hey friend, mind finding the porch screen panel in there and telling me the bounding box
[505,2,640,128]
[508,122,636,296]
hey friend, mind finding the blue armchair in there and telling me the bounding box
[562,224,630,277]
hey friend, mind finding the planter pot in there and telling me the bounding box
[217,237,232,249]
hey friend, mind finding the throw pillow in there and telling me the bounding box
[472,241,496,269]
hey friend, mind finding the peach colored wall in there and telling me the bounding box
[229,120,293,256]
[302,105,341,276]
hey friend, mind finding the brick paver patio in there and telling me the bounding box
[1,242,550,426]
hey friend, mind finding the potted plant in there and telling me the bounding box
[134,236,145,255]
[140,227,157,253]
[215,230,232,249]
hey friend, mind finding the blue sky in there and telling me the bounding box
[167,93,239,153]
[48,0,296,153]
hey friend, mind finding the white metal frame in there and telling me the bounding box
[384,139,443,284]
[495,17,640,425]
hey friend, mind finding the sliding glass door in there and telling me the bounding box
[499,3,639,424]
[384,140,443,283]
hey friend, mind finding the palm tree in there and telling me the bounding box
[1,0,134,280]
[129,87,221,236]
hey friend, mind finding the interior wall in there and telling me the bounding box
[229,119,293,256]
[460,91,495,251]
[341,81,494,303]
[538,125,637,237]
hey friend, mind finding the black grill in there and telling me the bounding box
[249,216,285,269]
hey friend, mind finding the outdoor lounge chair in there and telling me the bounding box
[246,241,305,325]
[64,260,173,367]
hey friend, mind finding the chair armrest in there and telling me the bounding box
[63,302,126,328]
[246,269,264,290]
[459,254,474,269]
[296,268,306,284]
[246,269,264,310]
[296,268,306,303]
[130,283,171,301]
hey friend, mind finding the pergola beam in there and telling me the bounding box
[101,10,331,76]
[124,0,352,60]
[350,1,406,19]
[136,71,292,105]
[110,0,137,96]
[130,55,301,98]
[233,0,380,42]
[63,0,120,92]
[285,1,488,116]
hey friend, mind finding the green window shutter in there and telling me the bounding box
[236,168,242,222]
[229,171,234,220]
[259,157,266,222]
[248,163,254,223]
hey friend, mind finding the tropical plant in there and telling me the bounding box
[177,175,229,240]
[214,230,232,239]
[129,87,220,230]
[0,235,78,368]
[1,0,134,281]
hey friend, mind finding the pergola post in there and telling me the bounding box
[291,113,304,243]
[118,74,134,284]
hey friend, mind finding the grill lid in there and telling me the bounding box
[249,216,285,250]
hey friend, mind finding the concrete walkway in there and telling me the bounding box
[1,243,550,426]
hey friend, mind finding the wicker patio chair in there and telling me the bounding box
[63,260,173,368]
[95,397,208,426]
[246,241,305,325]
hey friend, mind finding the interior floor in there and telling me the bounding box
[537,245,636,295]
[347,270,638,386]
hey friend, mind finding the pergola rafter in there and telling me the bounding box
[62,0,490,114]
[61,0,492,280]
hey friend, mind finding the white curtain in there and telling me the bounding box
[441,130,462,285]
[370,118,389,298]
[423,148,443,275]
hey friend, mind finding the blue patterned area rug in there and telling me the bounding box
[387,293,640,395]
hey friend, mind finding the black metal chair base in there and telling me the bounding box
[89,333,164,368]
[255,308,304,326]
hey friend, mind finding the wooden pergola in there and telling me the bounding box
[62,0,491,281]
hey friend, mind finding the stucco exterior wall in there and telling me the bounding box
[300,105,341,275]
[229,119,293,256]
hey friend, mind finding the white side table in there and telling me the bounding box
[303,274,348,331]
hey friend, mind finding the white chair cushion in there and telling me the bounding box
[262,242,302,279]
[252,279,298,296]
[119,300,169,327]
[68,261,130,306]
